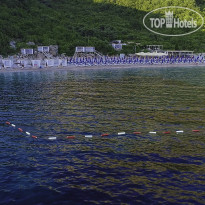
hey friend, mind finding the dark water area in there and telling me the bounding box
[0,67,205,204]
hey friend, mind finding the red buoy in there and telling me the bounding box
[163,131,171,134]
[18,128,23,132]
[6,122,11,125]
[133,132,142,134]
[192,130,200,132]
[101,133,109,137]
[66,136,75,139]
[32,135,38,139]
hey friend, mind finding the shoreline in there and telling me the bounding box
[0,63,204,73]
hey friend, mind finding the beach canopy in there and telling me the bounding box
[136,52,168,57]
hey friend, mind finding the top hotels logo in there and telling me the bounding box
[143,6,204,36]
[165,11,174,28]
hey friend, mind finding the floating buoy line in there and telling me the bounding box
[6,121,38,139]
[4,121,203,141]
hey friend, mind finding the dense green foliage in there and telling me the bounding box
[0,0,204,56]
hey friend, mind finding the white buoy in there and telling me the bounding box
[149,132,157,134]
[26,132,31,136]
[176,130,184,133]
[118,132,125,135]
[48,137,57,140]
[85,135,93,138]
[11,124,16,127]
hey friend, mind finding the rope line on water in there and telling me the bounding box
[6,121,38,139]
[4,121,203,140]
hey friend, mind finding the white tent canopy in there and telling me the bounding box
[20,60,30,67]
[60,59,67,67]
[45,58,65,67]
[54,59,61,67]
[2,60,13,68]
[31,60,41,67]
[136,52,168,57]
[45,59,55,67]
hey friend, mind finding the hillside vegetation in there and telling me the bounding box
[0,0,204,56]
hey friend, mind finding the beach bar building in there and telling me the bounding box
[21,48,34,55]
[2,59,13,68]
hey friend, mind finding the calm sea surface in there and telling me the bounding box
[0,67,205,205]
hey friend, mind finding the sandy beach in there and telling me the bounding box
[0,63,204,73]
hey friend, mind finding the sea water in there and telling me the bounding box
[0,67,204,204]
